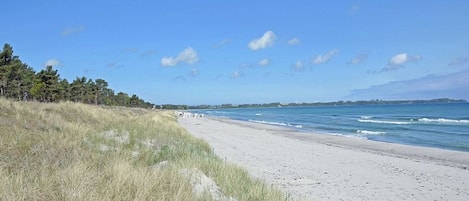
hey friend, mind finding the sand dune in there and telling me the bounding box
[179,116,469,201]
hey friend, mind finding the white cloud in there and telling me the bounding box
[389,53,408,65]
[312,49,339,64]
[248,31,276,50]
[287,37,300,45]
[348,54,368,64]
[291,60,306,72]
[45,59,61,67]
[160,47,199,67]
[178,47,199,64]
[61,25,85,36]
[231,70,244,79]
[389,53,422,65]
[259,58,270,66]
[378,53,422,72]
[161,57,178,66]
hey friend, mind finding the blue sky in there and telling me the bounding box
[2,0,469,105]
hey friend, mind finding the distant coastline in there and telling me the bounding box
[187,98,467,109]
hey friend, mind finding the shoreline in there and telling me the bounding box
[211,117,469,169]
[179,115,469,201]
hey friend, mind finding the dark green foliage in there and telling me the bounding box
[0,43,154,108]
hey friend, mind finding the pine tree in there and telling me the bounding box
[71,77,87,103]
[0,44,36,100]
[1,43,153,108]
[35,65,60,102]
[94,78,109,105]
[58,78,71,101]
[0,44,16,96]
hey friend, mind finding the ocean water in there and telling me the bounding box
[193,103,469,152]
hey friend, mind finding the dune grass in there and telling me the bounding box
[0,98,286,201]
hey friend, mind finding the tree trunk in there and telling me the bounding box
[95,93,98,105]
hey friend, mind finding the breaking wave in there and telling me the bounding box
[418,118,469,124]
[357,119,412,125]
[356,130,387,135]
[248,119,303,128]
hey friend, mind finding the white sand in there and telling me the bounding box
[178,116,469,201]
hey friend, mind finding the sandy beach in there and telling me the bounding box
[178,116,469,201]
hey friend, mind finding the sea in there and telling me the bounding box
[193,103,469,152]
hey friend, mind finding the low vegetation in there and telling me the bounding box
[0,98,285,201]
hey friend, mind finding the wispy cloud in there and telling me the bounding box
[121,48,138,54]
[287,37,300,45]
[259,58,270,67]
[348,54,368,64]
[213,39,230,48]
[347,70,469,100]
[248,31,276,51]
[448,56,469,66]
[106,61,125,68]
[311,49,339,64]
[106,62,118,68]
[190,68,199,77]
[45,59,61,67]
[173,76,186,82]
[378,53,422,72]
[161,47,199,67]
[350,4,360,13]
[140,50,158,59]
[231,70,244,79]
[290,60,307,72]
[61,25,85,36]
[238,63,253,69]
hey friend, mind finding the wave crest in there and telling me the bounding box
[356,130,386,135]
[418,118,469,124]
[357,119,411,125]
[248,119,303,128]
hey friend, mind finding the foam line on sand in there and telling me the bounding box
[178,116,469,201]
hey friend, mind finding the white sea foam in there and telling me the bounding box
[360,116,373,119]
[248,119,303,129]
[418,118,469,124]
[356,130,386,135]
[328,132,367,140]
[249,119,288,126]
[357,119,411,125]
[255,113,263,116]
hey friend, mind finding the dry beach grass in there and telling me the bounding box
[0,98,285,201]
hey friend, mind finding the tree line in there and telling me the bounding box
[0,43,154,108]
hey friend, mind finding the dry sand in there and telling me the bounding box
[178,116,469,201]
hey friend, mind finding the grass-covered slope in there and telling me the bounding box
[0,98,285,201]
